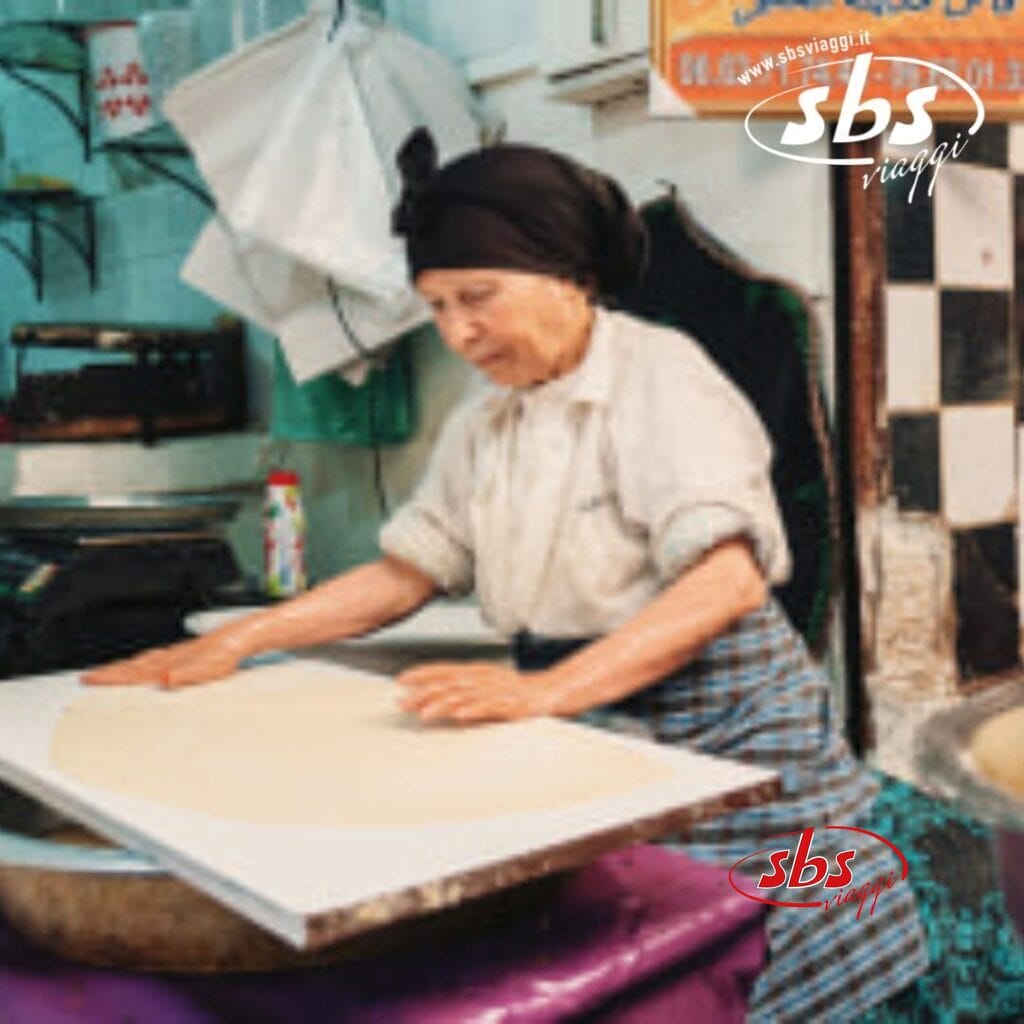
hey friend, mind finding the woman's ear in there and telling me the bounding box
[555,274,595,302]
[576,274,599,304]
[548,276,595,311]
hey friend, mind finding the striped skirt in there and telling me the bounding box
[515,599,929,1023]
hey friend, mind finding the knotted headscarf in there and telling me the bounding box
[392,127,647,297]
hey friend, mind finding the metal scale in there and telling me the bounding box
[0,317,254,678]
[0,494,244,679]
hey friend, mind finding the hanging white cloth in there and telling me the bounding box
[163,4,493,382]
[179,217,429,381]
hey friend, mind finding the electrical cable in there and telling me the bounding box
[325,276,390,519]
[327,0,345,41]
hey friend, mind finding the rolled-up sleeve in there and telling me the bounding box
[378,404,476,594]
[612,338,791,586]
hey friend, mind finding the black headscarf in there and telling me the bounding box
[392,127,647,297]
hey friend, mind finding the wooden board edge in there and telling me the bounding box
[302,774,781,950]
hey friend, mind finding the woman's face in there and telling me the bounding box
[416,268,594,388]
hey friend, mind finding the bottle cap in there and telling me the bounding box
[267,469,300,486]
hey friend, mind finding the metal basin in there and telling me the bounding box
[0,784,347,972]
[0,782,561,974]
[914,681,1024,938]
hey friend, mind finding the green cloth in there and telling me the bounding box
[271,339,414,446]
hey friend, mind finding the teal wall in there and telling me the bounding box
[0,77,273,393]
[0,1,492,582]
[0,0,537,406]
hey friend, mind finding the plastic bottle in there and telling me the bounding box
[264,469,307,597]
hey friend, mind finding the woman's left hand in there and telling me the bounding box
[395,662,556,723]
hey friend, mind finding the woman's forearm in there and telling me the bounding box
[217,556,438,659]
[541,538,767,716]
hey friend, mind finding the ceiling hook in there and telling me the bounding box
[327,0,345,41]
[655,178,678,202]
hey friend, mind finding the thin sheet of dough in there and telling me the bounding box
[968,706,1024,799]
[51,663,679,827]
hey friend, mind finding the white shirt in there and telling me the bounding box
[379,308,791,638]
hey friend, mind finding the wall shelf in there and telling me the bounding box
[102,122,214,209]
[0,25,213,298]
[0,189,97,300]
[0,21,91,159]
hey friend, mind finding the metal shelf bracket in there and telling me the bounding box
[0,191,97,301]
[0,22,92,160]
[102,124,215,210]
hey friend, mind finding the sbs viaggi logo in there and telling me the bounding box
[729,825,910,920]
[744,50,985,202]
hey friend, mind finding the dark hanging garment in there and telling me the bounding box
[616,196,834,654]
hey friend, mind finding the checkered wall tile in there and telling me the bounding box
[890,413,940,513]
[884,121,1021,685]
[935,164,1013,289]
[886,286,939,411]
[953,524,1019,680]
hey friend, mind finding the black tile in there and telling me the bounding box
[953,524,1020,683]
[885,175,934,282]
[889,414,940,512]
[936,122,1007,168]
[1015,177,1024,420]
[941,289,1012,403]
[1016,174,1024,278]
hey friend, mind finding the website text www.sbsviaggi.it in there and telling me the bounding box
[734,31,984,202]
[736,29,872,84]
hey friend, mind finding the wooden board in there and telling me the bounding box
[0,661,779,950]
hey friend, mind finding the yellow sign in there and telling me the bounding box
[651,0,1024,117]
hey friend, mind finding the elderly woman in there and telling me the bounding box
[86,131,927,1021]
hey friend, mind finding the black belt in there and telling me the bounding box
[512,631,656,718]
[511,632,595,672]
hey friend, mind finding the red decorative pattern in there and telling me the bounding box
[95,58,152,126]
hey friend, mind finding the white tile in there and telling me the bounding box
[885,284,939,411]
[941,404,1016,526]
[6,433,266,497]
[1010,124,1024,173]
[935,164,1013,289]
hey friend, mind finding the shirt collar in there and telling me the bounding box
[482,306,617,418]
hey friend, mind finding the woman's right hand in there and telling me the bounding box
[79,557,439,690]
[80,633,248,689]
